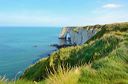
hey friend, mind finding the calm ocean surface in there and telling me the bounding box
[0,27,61,79]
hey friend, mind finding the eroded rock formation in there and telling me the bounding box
[59,26,99,45]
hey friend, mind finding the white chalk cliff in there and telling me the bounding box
[59,26,99,45]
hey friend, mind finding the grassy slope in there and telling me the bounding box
[45,22,128,84]
[1,22,128,84]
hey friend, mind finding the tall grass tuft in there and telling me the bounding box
[45,65,81,84]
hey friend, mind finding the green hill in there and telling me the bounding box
[1,22,128,84]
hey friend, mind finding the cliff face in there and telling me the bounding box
[59,26,99,45]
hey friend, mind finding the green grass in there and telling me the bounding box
[78,40,128,84]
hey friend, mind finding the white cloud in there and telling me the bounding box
[102,4,121,9]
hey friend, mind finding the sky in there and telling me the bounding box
[0,0,128,26]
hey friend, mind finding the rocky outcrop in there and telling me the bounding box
[59,26,100,45]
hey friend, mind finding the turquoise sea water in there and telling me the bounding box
[0,27,61,79]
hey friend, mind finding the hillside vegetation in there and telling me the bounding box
[1,22,128,84]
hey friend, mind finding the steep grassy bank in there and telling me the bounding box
[20,22,128,83]
[44,22,128,84]
[1,22,128,84]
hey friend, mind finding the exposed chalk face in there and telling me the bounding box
[59,27,98,45]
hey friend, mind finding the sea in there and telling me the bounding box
[0,27,61,79]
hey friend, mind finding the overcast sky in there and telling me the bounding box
[0,0,128,26]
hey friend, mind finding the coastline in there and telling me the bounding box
[20,26,98,80]
[32,49,57,64]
